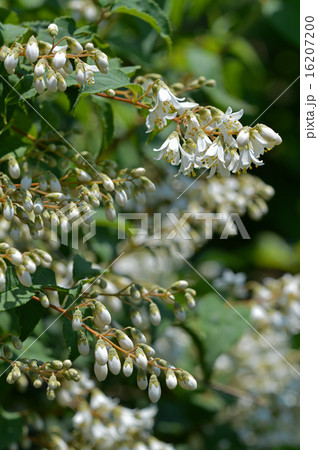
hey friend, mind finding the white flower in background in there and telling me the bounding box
[153,131,182,165]
[25,36,39,62]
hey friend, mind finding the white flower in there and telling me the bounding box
[95,339,108,365]
[184,111,201,140]
[57,74,67,92]
[72,310,82,331]
[63,59,73,75]
[3,198,14,221]
[108,347,121,374]
[93,302,112,329]
[137,369,148,390]
[115,188,128,207]
[94,50,109,74]
[23,256,36,274]
[52,49,66,69]
[49,174,62,192]
[146,81,197,132]
[34,58,46,77]
[78,334,90,356]
[149,303,161,326]
[46,70,58,92]
[148,375,161,403]
[116,331,134,351]
[75,62,86,84]
[94,362,108,382]
[178,139,202,177]
[212,106,244,141]
[177,371,197,390]
[123,357,134,377]
[25,36,39,62]
[21,173,32,190]
[34,76,46,94]
[135,347,148,370]
[48,23,59,37]
[4,49,19,74]
[67,37,83,54]
[165,369,177,389]
[16,265,32,287]
[196,130,212,153]
[8,248,23,265]
[153,131,182,165]
[256,124,282,145]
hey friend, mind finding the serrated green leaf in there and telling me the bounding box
[73,254,100,283]
[32,267,57,287]
[15,299,44,341]
[5,75,37,106]
[0,287,36,311]
[111,0,172,48]
[0,23,29,45]
[73,24,97,43]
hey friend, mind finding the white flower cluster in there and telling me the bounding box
[0,23,109,94]
[0,157,155,244]
[214,273,299,448]
[12,372,175,449]
[145,81,282,177]
[0,242,52,289]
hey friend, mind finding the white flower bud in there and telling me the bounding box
[137,368,148,390]
[33,75,46,94]
[85,42,94,52]
[57,73,67,92]
[149,303,161,326]
[63,58,73,75]
[94,361,108,381]
[11,335,22,350]
[4,198,14,221]
[23,256,37,274]
[48,374,58,390]
[101,174,114,192]
[237,127,251,148]
[72,309,82,331]
[116,330,134,351]
[115,187,128,207]
[9,222,20,241]
[67,38,83,54]
[39,292,50,308]
[16,265,32,287]
[123,356,133,377]
[49,174,62,192]
[139,343,155,357]
[131,327,147,344]
[171,280,188,291]
[25,36,39,62]
[48,23,59,37]
[35,249,52,264]
[166,369,177,389]
[108,347,121,374]
[95,50,109,74]
[177,370,197,391]
[130,309,143,328]
[173,303,186,321]
[135,347,148,370]
[134,190,146,204]
[39,175,48,191]
[8,248,23,265]
[33,378,43,388]
[4,50,19,74]
[185,292,196,309]
[78,333,90,356]
[257,124,282,145]
[47,388,56,400]
[104,202,116,222]
[52,49,66,69]
[21,173,32,190]
[46,69,58,92]
[105,89,115,97]
[75,62,86,85]
[95,339,108,365]
[148,374,161,403]
[22,190,33,212]
[93,301,112,329]
[34,58,46,77]
[8,157,20,179]
[75,168,92,182]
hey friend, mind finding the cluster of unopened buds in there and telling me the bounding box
[1,337,80,401]
[0,22,109,93]
[0,153,155,244]
[141,79,282,177]
[69,279,197,402]
[0,242,52,289]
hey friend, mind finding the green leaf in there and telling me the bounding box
[15,299,44,341]
[0,408,23,450]
[5,75,37,106]
[73,254,100,283]
[184,294,250,376]
[0,287,35,311]
[98,0,112,6]
[73,24,97,44]
[0,23,29,45]
[111,0,172,48]
[32,267,57,287]
[92,96,114,157]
